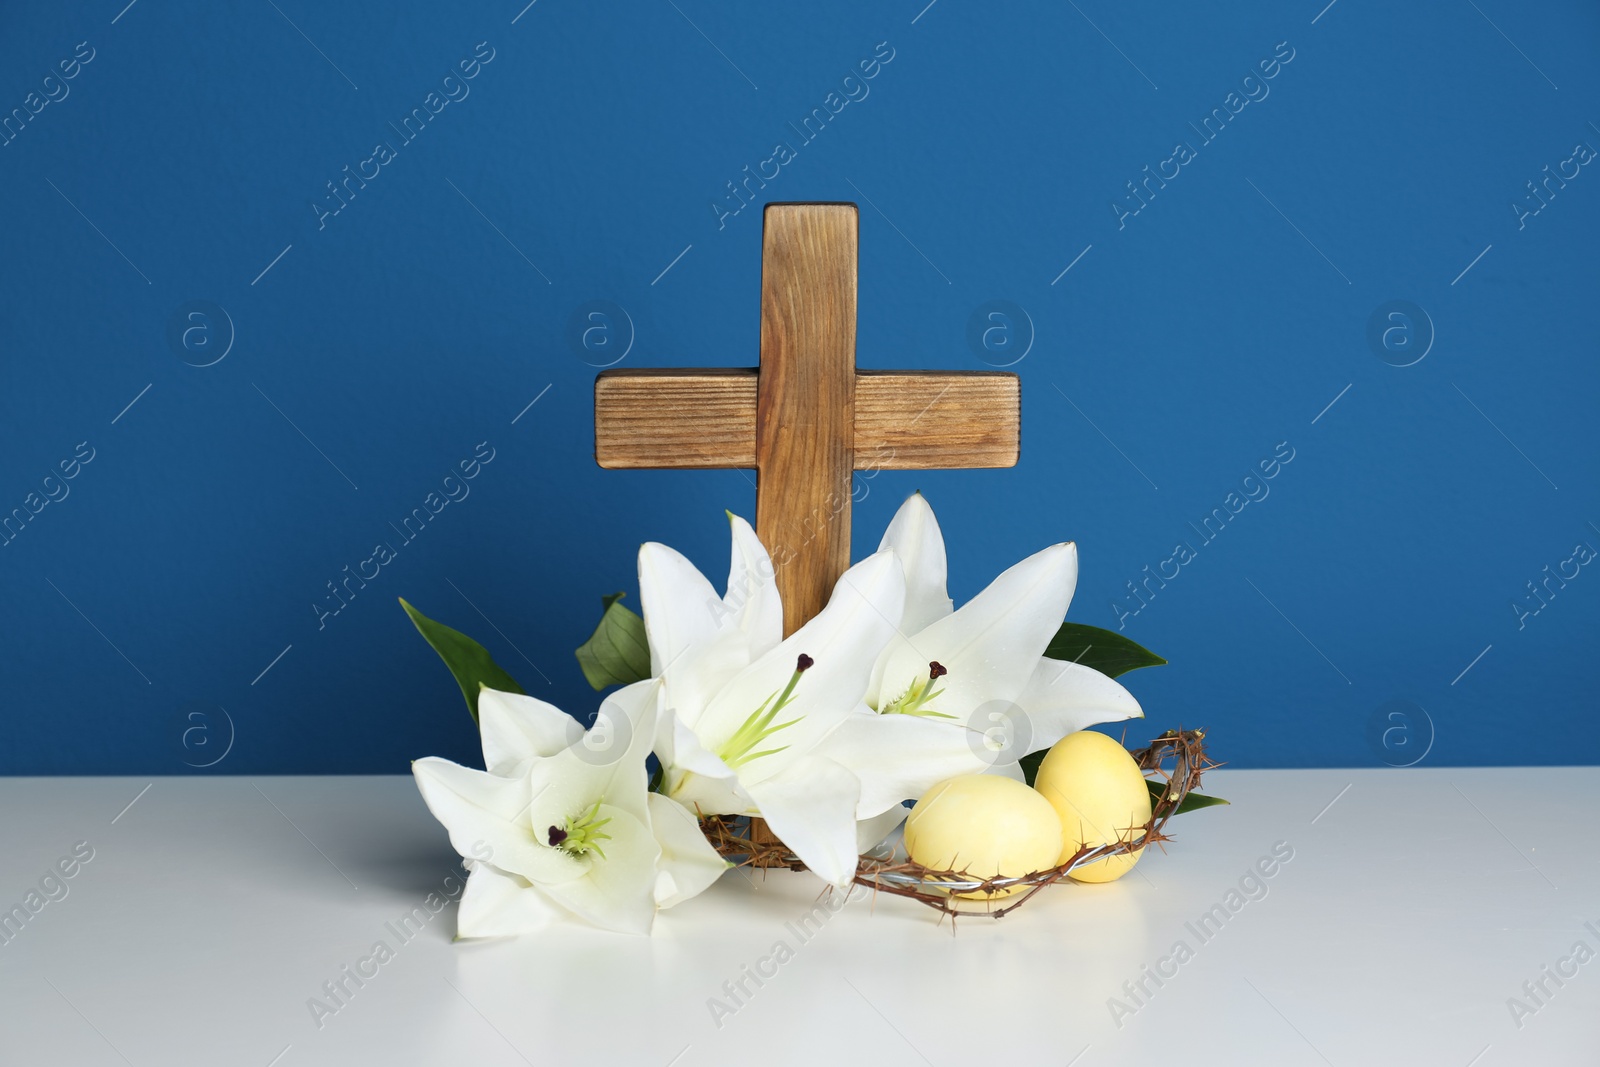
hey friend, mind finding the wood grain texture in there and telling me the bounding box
[595,369,1018,470]
[855,371,1019,469]
[756,204,858,636]
[594,369,757,469]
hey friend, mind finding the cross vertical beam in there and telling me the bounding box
[756,203,858,635]
[594,202,1021,640]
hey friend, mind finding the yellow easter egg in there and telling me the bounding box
[1034,731,1152,884]
[904,774,1063,899]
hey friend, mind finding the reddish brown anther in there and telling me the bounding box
[927,661,948,680]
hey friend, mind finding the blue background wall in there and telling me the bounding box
[2,0,1595,774]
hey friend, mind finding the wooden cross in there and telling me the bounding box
[595,203,1020,636]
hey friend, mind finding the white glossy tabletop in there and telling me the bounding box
[0,768,1594,1066]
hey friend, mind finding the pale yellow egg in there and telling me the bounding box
[1034,731,1152,884]
[904,774,1063,899]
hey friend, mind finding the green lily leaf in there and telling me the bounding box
[1145,779,1230,815]
[1043,622,1167,678]
[399,597,524,724]
[575,592,651,691]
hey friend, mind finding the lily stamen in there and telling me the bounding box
[549,797,613,858]
[717,653,812,769]
[882,661,957,719]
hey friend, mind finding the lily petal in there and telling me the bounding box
[554,679,659,814]
[537,805,660,935]
[667,768,756,819]
[856,805,909,854]
[876,542,1079,717]
[645,793,729,908]
[724,512,783,660]
[477,688,584,777]
[641,541,754,730]
[818,712,988,818]
[1013,656,1144,750]
[746,754,862,887]
[663,707,741,781]
[412,757,583,885]
[879,493,954,635]
[638,541,722,678]
[523,755,624,849]
[698,550,907,782]
[456,862,563,938]
[654,702,752,816]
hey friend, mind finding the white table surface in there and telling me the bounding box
[0,768,1594,1067]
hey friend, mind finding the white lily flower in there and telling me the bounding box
[640,514,908,886]
[412,682,726,937]
[819,493,1145,827]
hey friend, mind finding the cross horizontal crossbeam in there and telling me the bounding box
[594,368,1019,470]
